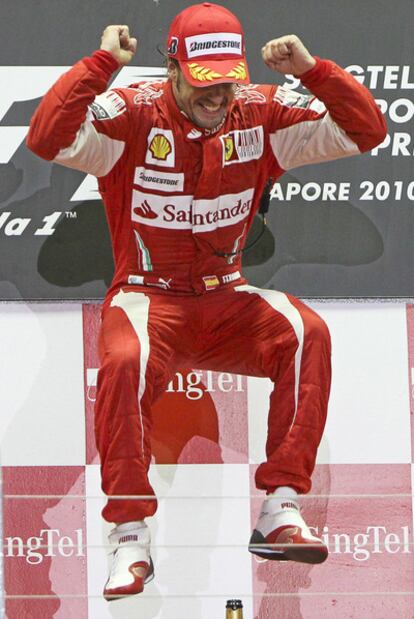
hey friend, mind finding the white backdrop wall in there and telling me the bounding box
[1,300,413,618]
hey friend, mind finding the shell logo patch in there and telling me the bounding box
[145,128,175,167]
[149,134,172,161]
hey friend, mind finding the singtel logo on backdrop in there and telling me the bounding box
[254,525,412,563]
[2,528,85,564]
[86,368,245,402]
[314,525,412,561]
[166,369,245,400]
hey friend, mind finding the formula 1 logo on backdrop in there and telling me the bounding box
[0,210,63,236]
[0,65,167,212]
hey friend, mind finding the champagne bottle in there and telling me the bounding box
[226,599,243,618]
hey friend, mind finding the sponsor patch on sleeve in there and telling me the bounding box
[273,87,314,109]
[89,91,126,120]
[234,84,266,104]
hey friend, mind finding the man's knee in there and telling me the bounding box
[102,340,140,375]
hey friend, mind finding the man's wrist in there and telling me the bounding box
[83,50,120,76]
[297,57,333,88]
[294,57,317,77]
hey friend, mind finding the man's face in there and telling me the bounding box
[169,62,236,129]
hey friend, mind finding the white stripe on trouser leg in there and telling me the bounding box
[110,289,150,457]
[234,285,304,431]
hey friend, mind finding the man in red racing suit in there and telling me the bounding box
[27,2,386,601]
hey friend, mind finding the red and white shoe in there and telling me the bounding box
[103,520,154,601]
[248,491,328,564]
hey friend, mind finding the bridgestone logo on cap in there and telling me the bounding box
[185,33,242,58]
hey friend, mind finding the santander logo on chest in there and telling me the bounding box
[131,188,254,233]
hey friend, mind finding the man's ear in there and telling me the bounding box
[167,60,179,82]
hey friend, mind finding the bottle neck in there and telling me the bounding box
[226,610,243,619]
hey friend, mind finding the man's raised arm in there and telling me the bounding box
[263,35,387,170]
[27,26,137,176]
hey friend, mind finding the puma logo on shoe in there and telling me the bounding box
[119,535,139,544]
[281,502,299,510]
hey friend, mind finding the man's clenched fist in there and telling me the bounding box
[262,35,316,76]
[100,25,137,66]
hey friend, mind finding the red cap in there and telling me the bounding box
[166,2,250,87]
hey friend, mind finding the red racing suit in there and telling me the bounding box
[28,51,386,523]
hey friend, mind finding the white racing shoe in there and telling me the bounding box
[103,520,154,601]
[248,490,328,564]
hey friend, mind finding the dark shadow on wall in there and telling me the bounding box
[243,183,385,287]
[37,198,114,288]
[0,158,114,296]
